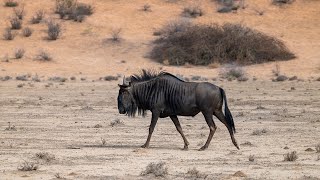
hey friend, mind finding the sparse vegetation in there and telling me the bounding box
[252,129,268,135]
[14,48,25,59]
[13,6,25,20]
[17,83,24,88]
[284,151,298,161]
[35,152,55,163]
[220,66,246,81]
[48,76,67,82]
[54,173,64,179]
[93,124,102,128]
[141,162,168,177]
[18,160,38,171]
[3,28,15,40]
[35,50,52,61]
[47,20,61,40]
[22,27,33,37]
[4,0,18,7]
[182,5,203,18]
[9,16,22,29]
[31,10,45,24]
[16,74,28,81]
[151,23,295,66]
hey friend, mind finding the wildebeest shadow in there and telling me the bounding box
[81,144,181,150]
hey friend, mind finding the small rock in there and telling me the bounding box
[305,148,314,152]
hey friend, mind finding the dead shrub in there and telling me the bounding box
[17,83,24,88]
[284,151,298,161]
[35,50,52,61]
[5,122,16,131]
[18,160,38,171]
[110,28,122,42]
[186,167,207,178]
[182,5,203,18]
[31,10,45,24]
[110,119,124,127]
[9,16,22,29]
[22,27,33,37]
[141,162,168,177]
[35,152,55,163]
[55,0,93,21]
[47,20,61,40]
[14,48,25,59]
[3,28,15,40]
[4,0,18,7]
[13,6,25,20]
[16,74,28,81]
[150,23,295,66]
[156,18,192,37]
[316,144,320,153]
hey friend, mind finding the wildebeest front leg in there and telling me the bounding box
[199,112,217,151]
[141,111,160,148]
[170,115,189,150]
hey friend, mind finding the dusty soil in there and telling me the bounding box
[0,79,319,179]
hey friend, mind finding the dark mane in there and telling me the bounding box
[130,69,184,83]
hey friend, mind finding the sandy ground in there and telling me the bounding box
[0,0,320,79]
[0,79,319,179]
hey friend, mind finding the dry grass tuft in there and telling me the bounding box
[18,160,38,171]
[14,48,25,59]
[35,50,52,61]
[47,20,61,40]
[186,167,207,178]
[249,155,255,162]
[5,122,17,131]
[35,152,55,163]
[284,151,298,161]
[4,0,18,7]
[141,162,168,177]
[9,16,22,29]
[22,27,33,37]
[252,129,268,135]
[31,10,45,24]
[13,6,25,20]
[110,119,124,127]
[182,5,203,18]
[3,28,15,40]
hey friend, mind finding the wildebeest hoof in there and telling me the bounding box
[182,146,188,151]
[141,144,149,148]
[198,146,207,151]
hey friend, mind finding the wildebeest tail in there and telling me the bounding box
[220,88,236,133]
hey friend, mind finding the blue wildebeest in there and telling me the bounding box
[117,70,239,150]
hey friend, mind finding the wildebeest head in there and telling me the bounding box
[117,78,137,117]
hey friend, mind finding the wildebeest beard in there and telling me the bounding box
[125,99,138,117]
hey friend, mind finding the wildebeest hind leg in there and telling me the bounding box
[141,111,160,148]
[170,115,189,150]
[214,111,239,149]
[199,112,217,151]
